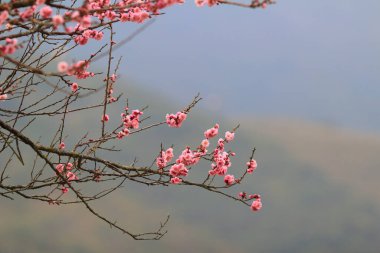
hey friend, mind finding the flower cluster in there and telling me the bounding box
[204,123,219,139]
[166,111,187,128]
[116,108,143,139]
[57,60,94,79]
[74,29,104,45]
[55,162,79,193]
[247,159,257,174]
[153,122,262,211]
[0,38,18,55]
[239,192,262,212]
[156,147,174,169]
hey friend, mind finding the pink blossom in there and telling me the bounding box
[247,159,257,174]
[239,192,247,199]
[201,139,209,148]
[156,147,174,169]
[36,0,45,5]
[249,194,261,199]
[166,111,187,128]
[0,38,18,55]
[225,131,235,142]
[204,124,219,139]
[117,128,130,140]
[61,187,69,193]
[40,6,53,19]
[57,61,68,73]
[224,174,235,185]
[74,36,89,45]
[80,15,92,28]
[250,198,262,212]
[66,163,73,170]
[52,15,64,28]
[0,94,8,100]
[262,2,267,8]
[56,164,65,174]
[66,171,78,181]
[177,147,200,166]
[71,82,78,92]
[169,163,188,177]
[195,0,218,7]
[170,177,182,184]
[0,11,8,26]
[102,114,109,122]
[165,148,174,162]
[94,31,104,40]
[120,13,129,22]
[58,142,65,149]
[20,6,36,20]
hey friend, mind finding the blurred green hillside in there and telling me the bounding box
[1,83,380,252]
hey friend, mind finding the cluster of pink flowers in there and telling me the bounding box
[156,147,174,169]
[195,0,218,7]
[0,38,18,55]
[177,147,201,166]
[116,108,143,139]
[250,195,262,211]
[74,29,104,45]
[156,123,242,186]
[166,111,187,128]
[120,7,150,23]
[247,159,257,174]
[20,6,36,20]
[55,162,78,193]
[208,129,233,178]
[204,123,219,139]
[239,192,262,212]
[57,60,94,79]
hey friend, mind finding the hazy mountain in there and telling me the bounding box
[1,83,380,252]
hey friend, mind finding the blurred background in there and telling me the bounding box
[1,0,380,252]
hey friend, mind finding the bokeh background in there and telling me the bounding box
[1,0,380,252]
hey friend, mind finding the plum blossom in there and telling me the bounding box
[66,171,78,181]
[102,114,109,122]
[156,148,175,169]
[0,11,8,26]
[169,163,188,177]
[224,174,235,185]
[170,177,182,184]
[71,83,78,92]
[225,131,235,142]
[251,198,262,212]
[204,124,219,139]
[0,94,8,100]
[40,6,53,19]
[0,38,18,55]
[58,142,65,149]
[57,61,68,73]
[166,111,187,128]
[247,159,257,174]
[56,164,65,174]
